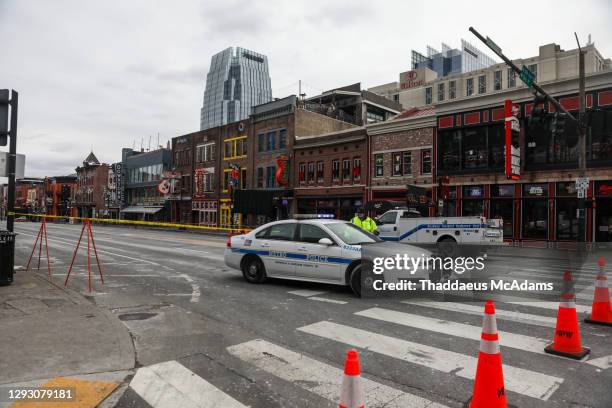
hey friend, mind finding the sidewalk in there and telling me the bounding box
[0,269,135,406]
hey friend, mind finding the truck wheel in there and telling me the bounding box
[242,256,266,283]
[438,237,457,257]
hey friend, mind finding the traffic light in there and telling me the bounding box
[530,93,548,123]
[0,89,9,146]
[551,112,567,137]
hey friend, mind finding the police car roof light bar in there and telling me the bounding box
[293,214,335,220]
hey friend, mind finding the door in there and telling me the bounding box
[376,211,400,241]
[294,223,343,282]
[256,222,297,278]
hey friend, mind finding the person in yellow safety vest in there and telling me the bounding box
[351,209,378,234]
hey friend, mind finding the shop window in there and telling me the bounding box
[490,199,513,238]
[488,125,505,170]
[439,130,461,172]
[588,109,612,161]
[353,158,361,181]
[332,160,340,182]
[316,161,324,183]
[374,154,384,177]
[523,199,548,239]
[463,127,488,170]
[526,118,578,167]
[556,199,579,240]
[342,159,351,181]
[298,163,306,184]
[421,149,432,174]
[307,162,315,183]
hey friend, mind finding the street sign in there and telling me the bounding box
[485,36,502,56]
[0,152,25,178]
[575,177,589,198]
[519,66,536,88]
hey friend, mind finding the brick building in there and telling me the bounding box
[45,175,77,218]
[169,134,194,223]
[294,127,367,220]
[15,178,45,217]
[74,152,109,218]
[367,107,437,216]
[192,128,220,226]
[219,120,250,227]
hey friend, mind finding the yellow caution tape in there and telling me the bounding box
[13,213,251,233]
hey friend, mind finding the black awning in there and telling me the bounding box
[233,189,291,217]
[364,200,407,213]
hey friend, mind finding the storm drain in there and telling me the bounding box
[118,312,158,321]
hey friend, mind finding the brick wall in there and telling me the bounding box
[294,109,356,137]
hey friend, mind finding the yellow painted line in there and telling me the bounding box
[10,376,117,408]
[14,213,251,233]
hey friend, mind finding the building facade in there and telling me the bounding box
[15,178,45,217]
[45,175,77,218]
[200,47,273,130]
[170,134,194,224]
[367,107,437,216]
[121,148,172,221]
[192,128,220,226]
[294,127,368,220]
[411,40,496,78]
[74,152,109,218]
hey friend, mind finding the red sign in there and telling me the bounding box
[275,155,289,187]
[504,100,521,180]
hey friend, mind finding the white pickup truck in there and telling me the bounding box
[376,209,504,245]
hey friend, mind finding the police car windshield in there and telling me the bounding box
[326,222,381,245]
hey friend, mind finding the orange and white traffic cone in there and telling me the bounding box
[544,271,590,359]
[469,300,507,408]
[339,349,364,408]
[585,256,612,327]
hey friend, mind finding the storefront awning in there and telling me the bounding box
[120,206,163,214]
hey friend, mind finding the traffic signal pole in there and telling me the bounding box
[7,90,18,233]
[576,33,587,242]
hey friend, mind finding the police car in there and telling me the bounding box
[224,215,436,296]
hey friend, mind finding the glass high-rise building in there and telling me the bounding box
[411,40,496,78]
[200,47,273,130]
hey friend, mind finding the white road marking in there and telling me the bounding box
[356,307,550,354]
[178,273,201,303]
[227,339,448,408]
[298,321,563,401]
[401,300,557,328]
[288,289,327,297]
[308,297,347,305]
[129,360,246,408]
[586,355,612,370]
[507,301,591,314]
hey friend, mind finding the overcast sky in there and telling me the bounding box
[1,0,611,179]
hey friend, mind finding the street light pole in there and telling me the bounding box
[6,90,18,233]
[576,33,587,243]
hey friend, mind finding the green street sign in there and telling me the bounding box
[519,66,535,88]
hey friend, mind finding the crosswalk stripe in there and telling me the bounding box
[507,301,592,314]
[586,355,612,370]
[401,300,557,327]
[129,360,246,408]
[298,321,563,401]
[227,339,448,408]
[356,307,550,354]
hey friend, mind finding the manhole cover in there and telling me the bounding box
[118,312,157,321]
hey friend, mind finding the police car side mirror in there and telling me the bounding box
[318,238,333,246]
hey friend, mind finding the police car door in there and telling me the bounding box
[294,223,342,282]
[258,222,297,278]
[376,211,400,241]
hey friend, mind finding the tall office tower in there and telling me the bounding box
[200,47,273,130]
[411,40,496,78]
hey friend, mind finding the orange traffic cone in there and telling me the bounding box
[469,300,507,408]
[544,271,590,359]
[585,256,612,327]
[339,349,364,408]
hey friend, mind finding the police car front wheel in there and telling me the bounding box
[242,256,267,284]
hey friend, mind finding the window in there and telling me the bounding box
[279,129,287,149]
[438,83,445,102]
[298,163,306,183]
[196,143,215,163]
[266,166,276,188]
[378,211,398,224]
[267,223,297,241]
[325,222,380,245]
[332,160,340,182]
[222,170,230,192]
[204,173,213,192]
[494,70,502,91]
[353,157,361,181]
[403,151,412,175]
[467,78,474,96]
[463,127,488,169]
[307,162,315,182]
[316,161,324,183]
[375,154,384,177]
[241,168,247,189]
[224,137,247,160]
[257,167,264,188]
[507,68,516,88]
[392,152,402,176]
[589,109,612,161]
[528,64,538,82]
[421,149,432,174]
[425,87,433,104]
[449,80,456,99]
[342,159,351,181]
[299,224,332,244]
[258,134,265,152]
[478,75,486,94]
[267,131,276,151]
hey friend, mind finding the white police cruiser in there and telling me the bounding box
[224,215,434,296]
